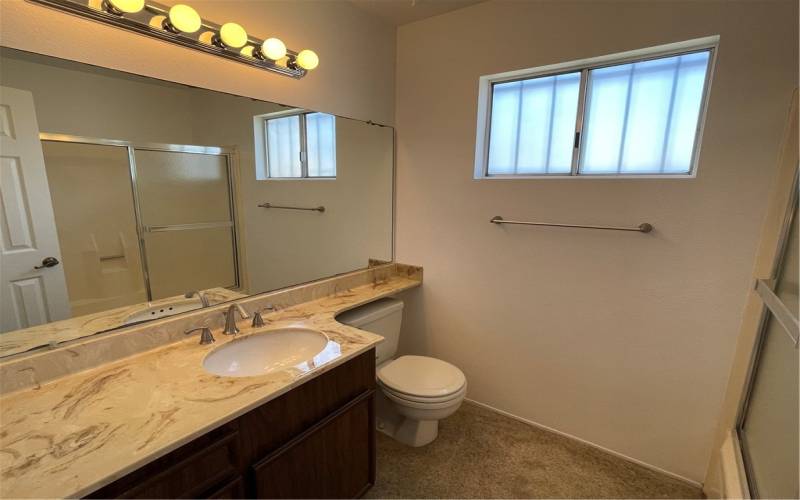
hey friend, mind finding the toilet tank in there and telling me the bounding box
[336,297,403,365]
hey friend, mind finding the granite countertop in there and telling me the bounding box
[0,274,420,498]
[0,287,246,358]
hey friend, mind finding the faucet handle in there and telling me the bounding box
[252,311,265,328]
[185,327,215,345]
[251,304,276,328]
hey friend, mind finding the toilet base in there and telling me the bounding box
[375,389,454,447]
[395,418,438,447]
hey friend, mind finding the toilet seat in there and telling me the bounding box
[377,355,466,400]
[379,379,467,406]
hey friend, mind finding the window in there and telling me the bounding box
[257,111,336,179]
[474,37,717,178]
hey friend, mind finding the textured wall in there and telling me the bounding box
[394,0,798,483]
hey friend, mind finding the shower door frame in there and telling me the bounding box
[735,167,799,498]
[39,133,241,301]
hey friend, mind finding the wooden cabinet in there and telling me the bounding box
[87,350,376,499]
[253,394,374,499]
[207,477,245,499]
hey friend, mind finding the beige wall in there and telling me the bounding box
[0,50,197,144]
[0,0,395,125]
[394,0,798,484]
[191,91,394,294]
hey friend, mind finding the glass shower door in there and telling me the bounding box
[738,196,799,499]
[133,148,238,300]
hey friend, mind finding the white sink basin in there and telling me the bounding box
[123,299,204,325]
[203,328,331,377]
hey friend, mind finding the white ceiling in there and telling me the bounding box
[349,0,484,26]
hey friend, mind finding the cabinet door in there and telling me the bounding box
[252,393,374,499]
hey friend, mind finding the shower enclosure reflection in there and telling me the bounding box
[41,139,239,314]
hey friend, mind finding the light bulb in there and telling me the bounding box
[296,49,319,70]
[219,22,247,48]
[198,31,215,45]
[107,0,145,13]
[240,46,256,58]
[167,4,201,33]
[149,14,166,28]
[261,38,286,60]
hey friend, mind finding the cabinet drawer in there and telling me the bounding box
[252,392,374,499]
[87,427,239,499]
[207,476,245,499]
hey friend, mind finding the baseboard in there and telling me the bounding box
[465,398,703,489]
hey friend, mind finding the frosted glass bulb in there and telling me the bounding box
[108,0,144,13]
[149,14,166,28]
[296,49,319,70]
[261,38,286,60]
[219,22,247,48]
[168,4,201,33]
[240,46,256,58]
[198,31,215,45]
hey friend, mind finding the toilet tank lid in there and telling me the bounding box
[336,297,404,328]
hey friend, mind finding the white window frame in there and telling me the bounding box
[473,35,720,180]
[254,108,337,180]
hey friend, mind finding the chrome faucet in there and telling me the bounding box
[222,303,250,335]
[185,327,215,345]
[185,290,210,308]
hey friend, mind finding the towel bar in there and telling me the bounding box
[490,216,653,233]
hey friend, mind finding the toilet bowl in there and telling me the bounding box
[377,355,466,446]
[336,298,467,447]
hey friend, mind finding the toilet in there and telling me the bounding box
[337,298,466,447]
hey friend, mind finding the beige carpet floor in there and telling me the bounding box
[366,402,703,499]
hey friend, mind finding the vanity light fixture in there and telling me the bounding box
[27,0,318,79]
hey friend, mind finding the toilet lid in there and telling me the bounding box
[377,355,466,398]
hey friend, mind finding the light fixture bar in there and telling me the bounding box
[26,0,314,79]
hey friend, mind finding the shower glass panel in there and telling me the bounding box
[41,141,146,316]
[739,202,799,499]
[143,227,237,299]
[133,149,238,300]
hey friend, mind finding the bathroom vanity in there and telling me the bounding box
[88,350,376,499]
[0,264,422,498]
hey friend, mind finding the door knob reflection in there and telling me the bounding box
[34,257,60,269]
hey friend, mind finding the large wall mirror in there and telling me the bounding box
[0,47,394,358]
